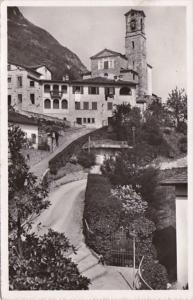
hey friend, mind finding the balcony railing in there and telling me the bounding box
[50,91,63,99]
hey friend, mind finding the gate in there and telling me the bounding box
[110,227,133,267]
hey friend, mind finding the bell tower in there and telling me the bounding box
[125,9,147,98]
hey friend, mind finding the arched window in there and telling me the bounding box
[120,87,132,95]
[104,73,108,77]
[53,84,59,92]
[62,99,68,109]
[53,99,59,109]
[44,84,50,93]
[44,99,51,109]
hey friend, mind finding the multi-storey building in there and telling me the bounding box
[8,9,156,128]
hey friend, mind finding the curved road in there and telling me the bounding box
[32,179,133,289]
[33,179,87,247]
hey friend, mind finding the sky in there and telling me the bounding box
[20,6,187,101]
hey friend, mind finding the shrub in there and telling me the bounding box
[84,174,121,262]
[9,229,90,290]
[140,257,168,290]
[77,150,95,168]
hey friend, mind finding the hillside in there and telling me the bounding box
[8,7,87,80]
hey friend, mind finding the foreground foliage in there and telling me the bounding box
[9,125,90,290]
[9,229,90,290]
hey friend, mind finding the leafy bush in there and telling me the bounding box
[77,150,95,168]
[140,257,168,290]
[9,229,90,290]
[142,115,163,146]
[84,174,121,262]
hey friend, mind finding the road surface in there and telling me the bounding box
[32,179,133,289]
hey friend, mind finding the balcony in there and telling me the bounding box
[50,90,63,99]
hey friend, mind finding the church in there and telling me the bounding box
[8,9,157,128]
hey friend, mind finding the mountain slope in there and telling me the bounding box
[8,7,87,80]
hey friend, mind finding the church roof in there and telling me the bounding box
[124,9,146,17]
[90,48,127,60]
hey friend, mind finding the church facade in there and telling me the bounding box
[8,9,155,128]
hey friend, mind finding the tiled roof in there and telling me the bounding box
[120,68,138,75]
[8,111,38,126]
[90,48,127,60]
[8,62,42,77]
[160,170,187,186]
[71,76,138,86]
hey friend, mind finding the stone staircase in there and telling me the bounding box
[70,243,133,290]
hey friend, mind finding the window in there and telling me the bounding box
[120,87,132,95]
[87,118,91,124]
[44,84,50,93]
[132,41,135,49]
[30,94,35,104]
[105,87,115,97]
[61,99,68,109]
[8,64,11,71]
[8,95,11,106]
[17,76,22,87]
[62,85,67,93]
[92,118,95,124]
[53,99,59,109]
[109,59,114,68]
[53,85,59,92]
[44,98,51,109]
[104,61,108,69]
[92,102,97,110]
[72,86,83,94]
[98,60,103,70]
[31,134,36,144]
[133,61,135,69]
[30,80,35,87]
[104,73,108,77]
[133,73,135,80]
[8,77,11,83]
[18,94,22,103]
[83,118,86,123]
[83,102,89,110]
[114,76,118,80]
[88,86,99,95]
[107,102,113,110]
[75,102,80,110]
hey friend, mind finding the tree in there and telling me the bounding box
[9,125,50,255]
[9,229,90,290]
[166,87,187,132]
[9,125,90,290]
[112,104,142,142]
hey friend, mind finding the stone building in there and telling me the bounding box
[8,9,156,128]
[8,63,51,113]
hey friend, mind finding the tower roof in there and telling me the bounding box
[124,9,146,17]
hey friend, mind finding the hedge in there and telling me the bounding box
[83,174,121,263]
[49,127,107,174]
